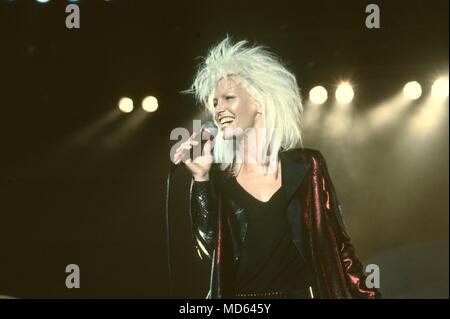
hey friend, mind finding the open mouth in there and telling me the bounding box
[219,116,235,127]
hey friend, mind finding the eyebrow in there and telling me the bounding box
[213,93,235,100]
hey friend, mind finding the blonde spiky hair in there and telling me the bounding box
[185,36,304,175]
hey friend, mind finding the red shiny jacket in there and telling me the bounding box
[189,148,381,299]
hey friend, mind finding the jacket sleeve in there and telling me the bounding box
[189,179,218,261]
[318,152,381,299]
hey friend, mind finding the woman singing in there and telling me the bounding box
[173,37,380,299]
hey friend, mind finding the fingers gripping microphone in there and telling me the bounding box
[172,121,218,166]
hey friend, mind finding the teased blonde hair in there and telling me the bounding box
[185,36,304,175]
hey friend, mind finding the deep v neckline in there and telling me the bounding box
[232,175,283,204]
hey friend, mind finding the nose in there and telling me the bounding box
[215,99,225,118]
[216,98,226,111]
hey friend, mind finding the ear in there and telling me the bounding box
[255,101,262,114]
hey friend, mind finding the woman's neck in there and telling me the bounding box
[240,130,278,176]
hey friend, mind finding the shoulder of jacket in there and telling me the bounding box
[281,147,325,162]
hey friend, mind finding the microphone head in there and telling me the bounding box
[201,121,218,137]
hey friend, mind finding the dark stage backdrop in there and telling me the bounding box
[0,0,448,298]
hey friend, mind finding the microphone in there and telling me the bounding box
[166,121,217,297]
[166,121,218,295]
[172,121,217,166]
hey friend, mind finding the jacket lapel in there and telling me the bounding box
[280,150,310,202]
[280,150,311,262]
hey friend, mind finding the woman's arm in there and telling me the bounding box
[317,152,381,299]
[189,179,218,261]
[173,130,216,260]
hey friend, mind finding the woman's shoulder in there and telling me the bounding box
[280,147,325,162]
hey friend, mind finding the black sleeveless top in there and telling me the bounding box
[217,174,312,293]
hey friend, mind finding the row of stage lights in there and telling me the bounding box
[117,77,449,113]
[118,96,159,113]
[309,78,449,105]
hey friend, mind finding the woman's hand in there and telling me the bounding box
[173,132,213,181]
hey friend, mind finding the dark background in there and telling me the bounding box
[0,0,448,298]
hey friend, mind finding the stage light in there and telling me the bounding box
[403,81,422,100]
[431,77,449,99]
[36,0,50,3]
[142,96,159,112]
[309,86,328,105]
[335,82,354,104]
[118,97,134,113]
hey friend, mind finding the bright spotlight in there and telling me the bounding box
[335,82,354,104]
[36,0,50,3]
[403,81,422,100]
[118,97,134,113]
[431,77,449,99]
[309,86,328,105]
[142,96,159,112]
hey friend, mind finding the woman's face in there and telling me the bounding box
[212,76,261,139]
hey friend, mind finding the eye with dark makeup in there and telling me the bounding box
[213,96,234,107]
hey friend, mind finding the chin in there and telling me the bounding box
[222,131,236,140]
[222,125,245,140]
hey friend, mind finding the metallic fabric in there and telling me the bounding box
[189,148,381,299]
